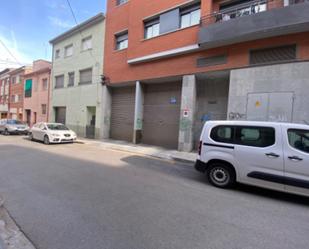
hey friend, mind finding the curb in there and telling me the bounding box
[0,197,36,249]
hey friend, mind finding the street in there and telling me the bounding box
[0,136,309,249]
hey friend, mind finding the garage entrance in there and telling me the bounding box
[142,82,181,149]
[55,107,66,124]
[110,86,135,142]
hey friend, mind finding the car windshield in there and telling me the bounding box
[47,124,69,131]
[7,120,23,125]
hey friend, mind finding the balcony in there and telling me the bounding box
[198,0,309,49]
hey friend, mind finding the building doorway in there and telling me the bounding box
[55,107,66,124]
[86,106,96,139]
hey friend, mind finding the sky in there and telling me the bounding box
[0,0,106,71]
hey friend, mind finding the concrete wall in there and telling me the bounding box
[228,61,309,124]
[50,19,105,139]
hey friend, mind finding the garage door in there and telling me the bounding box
[142,82,181,149]
[110,86,135,142]
[55,107,66,124]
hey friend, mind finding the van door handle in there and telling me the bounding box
[265,153,280,158]
[288,156,303,162]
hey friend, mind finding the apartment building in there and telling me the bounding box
[49,13,105,139]
[0,69,12,119]
[8,66,32,120]
[103,0,309,151]
[23,60,51,126]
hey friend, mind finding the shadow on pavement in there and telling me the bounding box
[122,155,309,206]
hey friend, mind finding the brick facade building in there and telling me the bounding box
[102,0,309,151]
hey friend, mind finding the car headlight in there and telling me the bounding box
[51,134,60,137]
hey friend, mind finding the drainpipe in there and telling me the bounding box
[47,70,51,122]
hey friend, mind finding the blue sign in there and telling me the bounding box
[170,97,177,104]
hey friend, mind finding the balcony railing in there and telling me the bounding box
[200,0,309,27]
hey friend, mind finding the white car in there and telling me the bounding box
[195,120,309,197]
[29,122,77,144]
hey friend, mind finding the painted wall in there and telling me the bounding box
[228,61,309,124]
[23,61,51,126]
[50,19,105,139]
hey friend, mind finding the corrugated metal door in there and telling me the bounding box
[55,107,66,124]
[142,82,181,149]
[110,86,135,142]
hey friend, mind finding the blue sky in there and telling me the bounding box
[0,0,106,70]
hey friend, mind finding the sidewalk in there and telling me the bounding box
[0,196,35,249]
[76,138,197,164]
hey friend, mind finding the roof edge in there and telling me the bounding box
[49,13,105,44]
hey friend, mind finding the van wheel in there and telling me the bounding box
[207,163,236,188]
[43,135,50,145]
[3,129,9,136]
[29,133,34,141]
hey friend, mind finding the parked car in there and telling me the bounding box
[0,119,30,135]
[195,120,309,197]
[29,122,77,144]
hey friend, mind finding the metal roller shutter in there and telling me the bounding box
[110,86,135,142]
[142,82,181,149]
[55,107,66,124]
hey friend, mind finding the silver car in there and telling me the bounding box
[0,119,30,135]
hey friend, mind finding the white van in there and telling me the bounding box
[195,121,309,197]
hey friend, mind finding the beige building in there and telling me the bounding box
[49,13,105,139]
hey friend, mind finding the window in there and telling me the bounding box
[79,68,92,85]
[211,126,234,144]
[82,36,92,51]
[55,75,64,88]
[42,78,48,91]
[65,44,73,57]
[144,18,160,39]
[25,79,32,97]
[18,95,22,102]
[55,49,60,59]
[235,126,275,147]
[11,95,15,103]
[41,104,47,115]
[115,31,128,50]
[68,72,75,87]
[180,5,201,29]
[116,0,128,6]
[288,129,309,153]
[11,77,16,84]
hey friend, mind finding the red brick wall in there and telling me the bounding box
[104,0,309,84]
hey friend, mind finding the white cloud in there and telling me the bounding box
[48,16,74,29]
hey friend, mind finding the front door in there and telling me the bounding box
[283,127,309,196]
[235,125,285,191]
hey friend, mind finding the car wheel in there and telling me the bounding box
[29,133,34,141]
[207,163,236,188]
[43,135,50,145]
[3,129,9,136]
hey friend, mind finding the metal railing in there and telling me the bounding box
[200,0,309,27]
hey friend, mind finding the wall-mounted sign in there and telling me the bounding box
[170,97,177,104]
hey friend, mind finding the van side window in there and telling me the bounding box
[210,126,234,143]
[288,129,309,154]
[235,126,275,147]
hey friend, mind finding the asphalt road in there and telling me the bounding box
[1,136,309,249]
